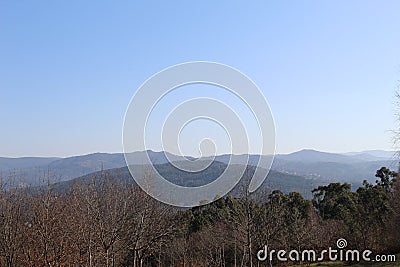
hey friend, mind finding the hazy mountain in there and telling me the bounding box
[0,151,190,184]
[0,149,396,189]
[52,161,321,199]
[271,159,395,184]
[342,150,396,161]
[344,153,390,162]
[0,157,60,172]
[211,151,397,186]
[275,149,364,164]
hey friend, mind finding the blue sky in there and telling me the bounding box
[1,1,400,157]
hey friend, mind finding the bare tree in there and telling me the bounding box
[0,175,26,267]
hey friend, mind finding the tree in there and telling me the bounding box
[312,183,356,221]
[0,177,26,267]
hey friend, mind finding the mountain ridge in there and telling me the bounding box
[0,150,396,189]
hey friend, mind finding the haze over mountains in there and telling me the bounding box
[277,149,395,163]
[0,149,396,195]
[50,162,320,199]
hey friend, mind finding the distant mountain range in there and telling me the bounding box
[0,157,60,170]
[50,162,321,199]
[277,149,395,163]
[0,149,397,197]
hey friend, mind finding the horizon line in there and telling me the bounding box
[1,148,397,159]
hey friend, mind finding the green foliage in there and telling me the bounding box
[188,196,234,234]
[312,167,398,251]
[374,167,397,192]
[312,183,356,221]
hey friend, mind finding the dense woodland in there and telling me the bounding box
[0,167,399,267]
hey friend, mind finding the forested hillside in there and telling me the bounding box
[0,167,398,266]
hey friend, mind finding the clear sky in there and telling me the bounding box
[1,1,400,157]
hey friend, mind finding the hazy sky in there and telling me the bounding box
[1,1,400,157]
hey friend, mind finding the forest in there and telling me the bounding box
[0,166,399,267]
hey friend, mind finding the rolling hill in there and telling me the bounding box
[0,150,397,192]
[51,161,321,199]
